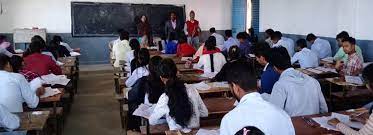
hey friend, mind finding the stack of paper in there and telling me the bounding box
[322,57,334,63]
[40,87,61,98]
[181,57,193,61]
[41,74,71,85]
[192,82,211,90]
[312,113,364,131]
[196,129,220,135]
[70,52,81,56]
[211,82,229,88]
[345,76,364,85]
[132,104,155,119]
[315,67,337,73]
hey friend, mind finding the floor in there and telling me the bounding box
[62,67,139,135]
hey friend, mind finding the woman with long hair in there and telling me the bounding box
[149,58,208,132]
[194,36,227,73]
[137,15,152,48]
[125,48,150,87]
[145,56,165,104]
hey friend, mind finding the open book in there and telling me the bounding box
[312,113,364,131]
[132,104,155,119]
[41,74,71,86]
[40,87,61,98]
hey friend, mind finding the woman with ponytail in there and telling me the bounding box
[149,58,208,132]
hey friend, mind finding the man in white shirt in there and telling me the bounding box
[264,29,275,47]
[0,54,39,113]
[220,61,295,135]
[271,31,295,57]
[209,27,225,50]
[291,39,319,68]
[112,30,132,67]
[266,47,328,116]
[306,33,332,59]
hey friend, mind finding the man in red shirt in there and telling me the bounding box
[23,41,62,76]
[184,10,201,49]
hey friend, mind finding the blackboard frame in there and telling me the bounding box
[71,2,185,37]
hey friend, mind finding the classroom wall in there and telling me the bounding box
[259,0,373,62]
[0,0,232,64]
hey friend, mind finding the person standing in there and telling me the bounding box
[137,15,152,48]
[184,10,201,49]
[165,12,184,41]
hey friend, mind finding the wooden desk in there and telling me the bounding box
[203,97,235,116]
[296,68,339,79]
[198,84,230,95]
[325,77,365,87]
[58,57,76,67]
[0,111,50,134]
[39,88,64,135]
[177,64,201,74]
[179,74,210,84]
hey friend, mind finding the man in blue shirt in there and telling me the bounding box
[253,42,280,94]
[236,32,252,58]
[222,30,239,55]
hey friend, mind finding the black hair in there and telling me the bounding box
[296,39,308,48]
[236,32,248,40]
[170,11,177,16]
[363,64,373,88]
[205,36,217,51]
[0,54,10,70]
[29,41,42,54]
[31,35,47,49]
[178,35,187,44]
[336,31,349,40]
[52,35,63,43]
[306,33,317,41]
[228,45,240,61]
[342,37,356,45]
[147,56,165,104]
[9,55,23,73]
[225,30,233,37]
[270,47,292,70]
[253,42,271,61]
[129,39,141,51]
[209,27,216,33]
[271,31,282,40]
[137,48,150,67]
[225,60,257,92]
[234,126,265,135]
[0,35,6,43]
[159,58,193,127]
[120,30,130,41]
[265,29,274,36]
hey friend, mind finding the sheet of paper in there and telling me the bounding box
[312,113,364,131]
[200,72,217,79]
[322,57,334,63]
[193,82,211,90]
[41,74,71,85]
[314,67,337,73]
[70,52,81,56]
[248,54,255,58]
[345,76,364,85]
[40,87,61,98]
[14,49,24,53]
[29,77,43,93]
[181,57,193,61]
[211,82,229,88]
[305,68,323,74]
[196,129,220,135]
[132,104,155,119]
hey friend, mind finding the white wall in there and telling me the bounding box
[0,0,232,33]
[259,0,373,40]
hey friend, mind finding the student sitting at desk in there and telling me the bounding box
[213,45,242,82]
[149,58,208,133]
[49,40,71,59]
[306,33,332,59]
[265,47,328,116]
[291,39,319,68]
[112,30,131,67]
[253,42,279,94]
[23,35,56,62]
[176,35,196,57]
[127,39,141,65]
[220,60,294,135]
[264,29,275,47]
[23,42,62,76]
[127,56,165,131]
[194,36,226,73]
[335,37,363,76]
[52,35,80,52]
[334,31,363,63]
[328,64,373,135]
[271,31,295,57]
[125,48,150,87]
[222,30,239,55]
[109,29,124,59]
[0,54,40,113]
[0,104,21,134]
[0,35,15,54]
[236,32,252,58]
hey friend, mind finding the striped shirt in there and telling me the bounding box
[337,113,373,135]
[343,53,363,76]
